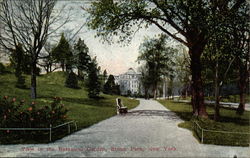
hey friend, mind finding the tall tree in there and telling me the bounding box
[103,75,116,94]
[0,0,69,99]
[86,57,101,98]
[202,34,236,121]
[202,2,249,118]
[233,5,250,115]
[10,43,27,88]
[74,38,91,79]
[40,42,59,73]
[138,64,152,99]
[52,33,73,72]
[86,0,246,117]
[138,35,176,99]
[103,69,107,81]
[174,46,191,98]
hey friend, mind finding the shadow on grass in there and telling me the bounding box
[172,103,249,126]
[39,96,112,107]
[216,116,249,126]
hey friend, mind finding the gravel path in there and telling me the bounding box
[0,99,249,157]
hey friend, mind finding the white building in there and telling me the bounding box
[114,68,142,95]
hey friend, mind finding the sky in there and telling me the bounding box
[54,0,165,75]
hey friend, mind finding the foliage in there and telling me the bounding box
[174,45,191,97]
[65,71,79,89]
[40,42,58,73]
[86,59,101,98]
[74,38,91,74]
[103,69,107,81]
[15,76,26,89]
[9,44,27,88]
[52,33,73,72]
[99,69,108,91]
[0,96,68,128]
[138,34,176,98]
[103,75,120,95]
[167,75,174,97]
[0,63,6,74]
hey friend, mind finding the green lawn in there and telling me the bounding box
[0,72,139,144]
[206,95,250,103]
[158,100,250,146]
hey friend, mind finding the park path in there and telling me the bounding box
[0,99,249,157]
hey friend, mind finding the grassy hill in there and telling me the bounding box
[0,72,139,143]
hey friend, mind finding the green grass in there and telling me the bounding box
[0,72,139,144]
[158,99,250,146]
[206,95,250,103]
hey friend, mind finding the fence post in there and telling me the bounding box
[68,123,70,134]
[74,122,77,130]
[201,129,204,143]
[49,124,52,142]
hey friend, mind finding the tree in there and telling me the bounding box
[0,63,6,74]
[74,38,91,79]
[174,45,191,98]
[10,43,27,88]
[87,0,246,117]
[103,75,116,94]
[40,42,60,73]
[138,35,176,99]
[232,5,250,115]
[202,33,236,121]
[103,69,107,81]
[86,58,101,98]
[65,71,79,89]
[0,0,69,99]
[201,3,249,118]
[52,33,73,72]
[138,64,152,99]
[167,74,174,99]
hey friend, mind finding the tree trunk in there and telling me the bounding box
[236,72,247,115]
[153,83,157,99]
[145,88,148,99]
[163,79,166,99]
[237,92,245,115]
[236,52,249,115]
[30,62,37,99]
[189,43,208,118]
[49,63,52,73]
[214,59,220,121]
[61,61,65,72]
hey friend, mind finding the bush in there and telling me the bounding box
[0,96,68,128]
[65,71,79,89]
[0,63,6,74]
[15,75,26,89]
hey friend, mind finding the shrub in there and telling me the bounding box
[0,96,68,128]
[86,63,101,98]
[15,75,26,89]
[0,63,6,74]
[65,71,79,89]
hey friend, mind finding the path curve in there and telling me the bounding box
[0,99,249,157]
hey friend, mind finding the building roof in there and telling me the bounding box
[125,68,136,75]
